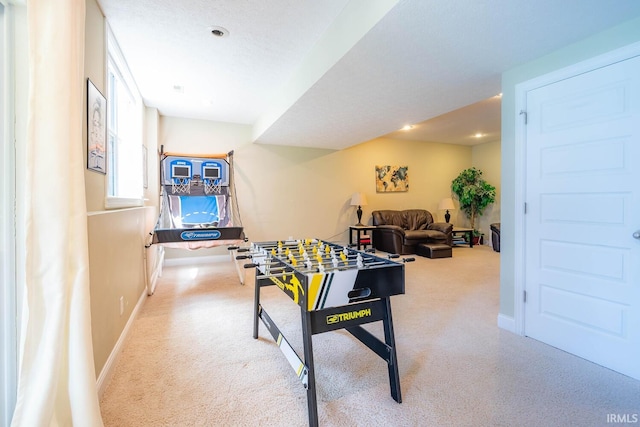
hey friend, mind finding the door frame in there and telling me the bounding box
[513,40,640,336]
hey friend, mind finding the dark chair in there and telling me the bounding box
[490,223,500,252]
[371,209,452,255]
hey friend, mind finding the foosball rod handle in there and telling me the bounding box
[387,254,415,262]
[243,263,258,269]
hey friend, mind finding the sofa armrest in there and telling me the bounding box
[428,222,452,234]
[372,225,406,254]
[375,224,406,234]
[428,222,453,245]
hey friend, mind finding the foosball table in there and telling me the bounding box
[239,239,413,426]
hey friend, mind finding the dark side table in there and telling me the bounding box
[452,227,474,248]
[349,225,376,250]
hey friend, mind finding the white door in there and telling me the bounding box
[524,55,640,380]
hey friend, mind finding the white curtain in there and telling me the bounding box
[11,0,103,425]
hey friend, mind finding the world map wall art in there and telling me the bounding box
[375,165,409,192]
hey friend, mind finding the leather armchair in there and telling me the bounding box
[490,223,500,252]
[371,209,453,255]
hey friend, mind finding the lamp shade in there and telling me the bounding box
[438,197,455,211]
[350,192,368,206]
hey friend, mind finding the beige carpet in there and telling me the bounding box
[99,245,640,426]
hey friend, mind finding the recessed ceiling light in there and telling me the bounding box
[474,132,484,138]
[209,26,229,38]
[401,125,414,131]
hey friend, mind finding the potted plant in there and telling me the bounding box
[451,167,496,244]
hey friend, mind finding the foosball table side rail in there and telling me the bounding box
[251,262,405,312]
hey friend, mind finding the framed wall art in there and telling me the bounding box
[375,165,409,192]
[87,79,107,174]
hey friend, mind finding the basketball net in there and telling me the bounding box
[172,178,191,194]
[204,178,221,194]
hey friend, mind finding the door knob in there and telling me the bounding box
[634,231,640,239]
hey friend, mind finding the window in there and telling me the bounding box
[106,26,143,208]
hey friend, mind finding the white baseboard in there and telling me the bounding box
[96,290,147,399]
[497,313,516,333]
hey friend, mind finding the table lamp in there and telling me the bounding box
[438,197,455,223]
[350,192,368,226]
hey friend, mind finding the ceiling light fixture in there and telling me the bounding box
[209,26,229,38]
[474,132,484,138]
[401,125,414,131]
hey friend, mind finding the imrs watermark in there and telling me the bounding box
[607,414,639,424]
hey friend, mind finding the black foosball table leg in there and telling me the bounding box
[383,297,402,403]
[301,308,319,427]
[253,275,261,339]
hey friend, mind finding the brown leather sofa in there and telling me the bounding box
[371,209,453,255]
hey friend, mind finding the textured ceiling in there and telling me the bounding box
[99,0,351,124]
[98,0,640,149]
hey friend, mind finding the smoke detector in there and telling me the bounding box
[209,26,229,38]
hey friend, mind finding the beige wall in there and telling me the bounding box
[159,116,489,259]
[84,0,150,379]
[87,208,147,377]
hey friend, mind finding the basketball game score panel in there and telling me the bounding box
[165,156,230,191]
